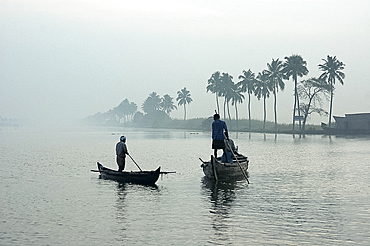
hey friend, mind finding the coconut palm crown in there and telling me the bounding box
[318,55,345,127]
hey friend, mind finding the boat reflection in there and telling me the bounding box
[201,177,247,243]
[115,182,128,211]
[113,182,159,240]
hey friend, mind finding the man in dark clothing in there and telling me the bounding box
[212,113,229,161]
[116,136,129,172]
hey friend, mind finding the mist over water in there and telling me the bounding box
[1,1,370,126]
[1,126,369,245]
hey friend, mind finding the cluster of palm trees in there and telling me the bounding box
[207,54,345,131]
[87,55,344,130]
[113,99,138,123]
[141,87,193,121]
[0,116,19,126]
[84,98,138,125]
[87,88,193,126]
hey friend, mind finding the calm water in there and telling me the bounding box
[1,127,370,245]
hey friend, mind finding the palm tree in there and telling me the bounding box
[237,69,256,131]
[230,84,245,131]
[265,58,285,130]
[161,94,177,116]
[141,92,161,114]
[282,54,309,131]
[220,73,234,120]
[128,102,138,121]
[115,99,130,123]
[176,87,193,121]
[206,71,222,114]
[114,99,137,123]
[255,71,271,130]
[318,55,345,127]
[298,77,332,130]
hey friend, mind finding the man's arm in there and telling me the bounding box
[124,144,129,155]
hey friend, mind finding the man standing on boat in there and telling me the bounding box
[116,136,129,172]
[212,113,229,161]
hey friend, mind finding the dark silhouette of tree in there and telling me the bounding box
[318,55,345,128]
[265,58,285,130]
[220,72,234,120]
[255,71,271,130]
[128,102,138,120]
[237,69,256,131]
[206,71,222,115]
[161,94,177,116]
[115,99,138,123]
[298,77,332,130]
[142,92,161,114]
[85,99,137,125]
[176,87,193,121]
[229,83,244,131]
[282,54,309,131]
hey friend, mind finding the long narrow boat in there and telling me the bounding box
[200,154,249,181]
[95,162,161,185]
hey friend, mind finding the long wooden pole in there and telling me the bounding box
[211,156,218,181]
[127,154,143,172]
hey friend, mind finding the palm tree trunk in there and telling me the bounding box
[274,88,277,130]
[183,104,186,121]
[292,87,297,131]
[328,84,333,128]
[248,93,251,131]
[293,75,301,131]
[263,96,266,130]
[216,94,220,114]
[227,101,232,128]
[223,99,226,120]
[296,89,302,131]
[235,103,239,131]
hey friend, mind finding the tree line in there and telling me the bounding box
[206,54,345,131]
[84,87,193,127]
[85,54,345,131]
[0,116,20,127]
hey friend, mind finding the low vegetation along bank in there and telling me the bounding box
[84,116,324,134]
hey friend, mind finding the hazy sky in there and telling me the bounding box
[1,0,370,126]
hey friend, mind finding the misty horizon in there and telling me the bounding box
[1,0,369,126]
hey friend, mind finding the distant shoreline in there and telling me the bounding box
[82,116,328,135]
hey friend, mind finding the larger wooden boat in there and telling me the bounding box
[95,162,161,185]
[200,154,249,181]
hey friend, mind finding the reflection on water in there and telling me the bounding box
[116,183,127,211]
[1,128,370,245]
[201,177,246,244]
[115,183,128,238]
[113,181,161,242]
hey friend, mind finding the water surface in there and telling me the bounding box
[1,127,369,245]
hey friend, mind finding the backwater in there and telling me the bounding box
[1,127,369,245]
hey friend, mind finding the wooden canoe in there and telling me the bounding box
[200,154,249,181]
[95,162,161,185]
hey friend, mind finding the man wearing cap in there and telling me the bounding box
[116,136,129,172]
[212,113,229,161]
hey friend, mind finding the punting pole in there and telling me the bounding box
[211,155,218,181]
[224,135,250,184]
[127,154,143,172]
[160,171,176,174]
